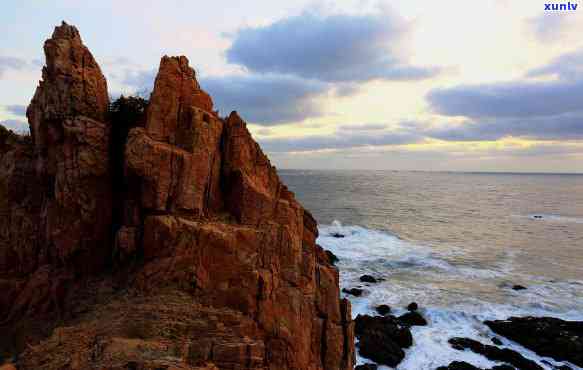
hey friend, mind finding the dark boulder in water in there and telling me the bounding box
[449,337,543,370]
[398,311,428,326]
[485,316,583,367]
[342,288,364,297]
[360,274,378,283]
[512,284,527,291]
[407,302,419,311]
[355,364,378,370]
[542,361,573,370]
[354,314,413,367]
[436,362,482,370]
[375,304,391,316]
[491,337,503,345]
[436,361,483,370]
[331,232,345,238]
[437,362,515,370]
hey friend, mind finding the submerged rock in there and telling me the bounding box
[355,364,378,370]
[512,284,527,291]
[343,287,365,297]
[354,314,413,367]
[485,317,583,367]
[360,274,378,283]
[449,337,543,370]
[331,232,345,238]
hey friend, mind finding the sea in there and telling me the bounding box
[279,170,583,370]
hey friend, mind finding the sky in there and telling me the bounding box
[1,0,583,172]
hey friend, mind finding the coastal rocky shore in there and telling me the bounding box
[0,22,581,370]
[338,268,583,370]
[0,22,354,370]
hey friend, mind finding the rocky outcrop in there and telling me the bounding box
[354,314,412,367]
[436,361,515,370]
[448,337,542,370]
[0,21,112,328]
[0,22,354,370]
[26,19,112,275]
[485,317,583,367]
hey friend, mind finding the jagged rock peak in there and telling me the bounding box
[51,21,82,41]
[162,55,199,85]
[27,21,109,136]
[146,55,214,143]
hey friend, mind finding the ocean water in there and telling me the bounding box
[280,170,583,370]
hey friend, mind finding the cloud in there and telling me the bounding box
[424,47,583,143]
[427,47,583,120]
[527,13,570,42]
[0,119,28,133]
[226,10,441,83]
[121,68,156,92]
[0,56,27,78]
[427,80,583,119]
[427,112,583,142]
[254,128,273,136]
[201,74,328,125]
[3,104,27,116]
[339,123,389,131]
[258,129,421,152]
[527,49,583,80]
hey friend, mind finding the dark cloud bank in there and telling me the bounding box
[214,10,439,124]
[226,11,439,83]
[425,48,583,144]
[120,9,440,126]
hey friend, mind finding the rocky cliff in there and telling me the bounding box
[0,22,354,370]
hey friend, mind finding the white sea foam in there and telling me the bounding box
[318,221,583,370]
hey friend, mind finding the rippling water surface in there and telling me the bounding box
[280,170,583,370]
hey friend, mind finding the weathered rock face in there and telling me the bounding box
[119,54,354,370]
[0,23,354,370]
[0,21,112,327]
[26,20,112,275]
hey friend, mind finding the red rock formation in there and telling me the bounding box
[0,21,112,326]
[27,20,112,274]
[0,23,354,370]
